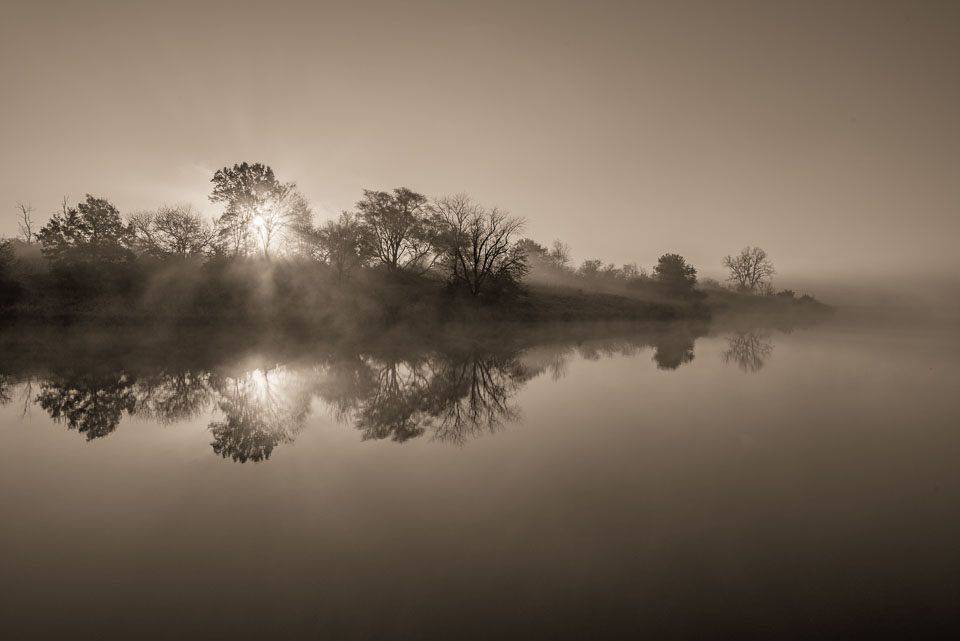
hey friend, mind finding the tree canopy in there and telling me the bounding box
[210,162,310,257]
[355,188,437,273]
[35,195,133,263]
[654,253,698,295]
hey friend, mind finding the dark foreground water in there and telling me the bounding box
[1,314,959,640]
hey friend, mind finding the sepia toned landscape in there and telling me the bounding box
[1,1,958,639]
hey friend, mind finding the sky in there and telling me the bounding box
[1,0,958,287]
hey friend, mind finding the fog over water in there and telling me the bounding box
[2,1,959,638]
[2,313,959,639]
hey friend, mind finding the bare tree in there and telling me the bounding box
[356,188,438,273]
[549,239,571,269]
[251,183,313,259]
[433,194,527,297]
[129,205,218,257]
[722,246,775,292]
[15,201,35,243]
[722,331,774,372]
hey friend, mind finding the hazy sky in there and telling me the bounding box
[1,0,957,281]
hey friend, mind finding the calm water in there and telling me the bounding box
[1,315,959,639]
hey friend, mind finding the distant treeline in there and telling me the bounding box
[2,162,823,327]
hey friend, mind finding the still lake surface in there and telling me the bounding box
[1,313,958,639]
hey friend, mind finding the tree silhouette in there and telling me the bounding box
[722,247,775,292]
[721,330,774,372]
[35,195,133,263]
[207,367,313,462]
[128,205,218,257]
[433,194,527,297]
[15,201,35,243]
[653,253,698,296]
[339,349,533,445]
[134,370,213,423]
[209,162,282,257]
[355,188,437,273]
[425,350,531,445]
[36,372,138,440]
[315,212,370,282]
[352,359,431,442]
[652,334,696,370]
[0,374,12,406]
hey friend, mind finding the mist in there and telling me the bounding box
[2,1,959,640]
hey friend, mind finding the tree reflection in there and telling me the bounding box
[207,367,313,463]
[0,374,11,405]
[322,349,534,445]
[36,372,137,440]
[425,351,531,445]
[652,333,696,370]
[8,322,772,460]
[135,371,213,424]
[721,331,774,372]
[352,359,431,442]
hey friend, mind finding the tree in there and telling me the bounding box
[129,204,218,257]
[653,253,697,295]
[250,182,313,259]
[35,195,133,262]
[514,238,548,259]
[577,259,604,279]
[433,194,528,297]
[355,187,437,273]
[549,239,572,269]
[15,201,34,243]
[722,246,775,292]
[209,162,282,257]
[0,239,18,310]
[315,212,369,282]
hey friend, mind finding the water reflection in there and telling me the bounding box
[37,372,138,440]
[652,332,697,370]
[0,323,797,461]
[721,330,775,372]
[208,368,313,462]
[0,374,11,405]
[135,370,213,424]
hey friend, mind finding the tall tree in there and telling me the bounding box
[653,253,698,295]
[549,239,572,269]
[433,194,528,297]
[209,162,282,256]
[355,187,437,273]
[315,212,369,282]
[35,195,133,262]
[722,246,775,292]
[250,182,313,259]
[15,201,34,243]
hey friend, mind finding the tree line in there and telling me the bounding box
[2,161,790,320]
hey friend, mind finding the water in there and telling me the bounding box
[1,316,959,639]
